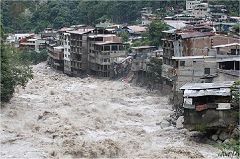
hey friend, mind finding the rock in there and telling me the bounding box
[180,128,188,135]
[217,140,222,144]
[50,90,55,95]
[160,120,170,128]
[216,129,221,135]
[231,127,240,139]
[223,139,230,144]
[219,131,230,141]
[211,134,218,141]
[176,116,184,129]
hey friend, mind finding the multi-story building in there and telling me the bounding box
[63,32,71,75]
[140,7,157,26]
[186,0,201,11]
[161,30,217,96]
[191,3,209,18]
[19,37,46,52]
[40,28,57,39]
[213,43,240,82]
[67,29,94,76]
[47,44,64,71]
[88,34,126,77]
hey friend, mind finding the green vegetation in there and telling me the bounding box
[20,49,48,65]
[1,0,239,33]
[194,123,208,132]
[210,0,240,17]
[219,139,240,157]
[1,0,183,33]
[1,25,33,103]
[117,32,129,43]
[232,24,240,34]
[148,20,168,46]
[147,58,163,84]
[132,20,168,47]
[231,80,240,106]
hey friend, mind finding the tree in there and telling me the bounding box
[232,24,240,34]
[1,25,33,103]
[117,32,129,43]
[147,58,163,85]
[148,20,168,47]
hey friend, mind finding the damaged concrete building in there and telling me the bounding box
[131,46,158,82]
[180,81,238,130]
[161,30,217,104]
[213,43,240,82]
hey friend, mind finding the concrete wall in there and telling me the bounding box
[184,109,238,130]
[182,36,211,56]
[163,57,217,90]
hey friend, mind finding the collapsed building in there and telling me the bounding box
[130,46,158,83]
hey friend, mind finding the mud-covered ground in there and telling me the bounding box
[1,62,225,158]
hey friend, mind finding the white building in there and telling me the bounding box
[19,38,46,52]
[186,0,201,11]
[192,3,209,18]
[6,33,34,47]
[63,32,71,75]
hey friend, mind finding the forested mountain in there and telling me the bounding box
[1,0,185,33]
[1,0,239,33]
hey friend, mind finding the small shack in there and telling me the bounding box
[180,81,238,130]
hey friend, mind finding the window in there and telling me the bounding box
[204,68,210,74]
[112,45,118,51]
[104,45,110,51]
[180,61,185,67]
[104,58,109,62]
[163,58,166,64]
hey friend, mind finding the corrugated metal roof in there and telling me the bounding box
[54,46,64,50]
[164,20,187,30]
[95,41,122,45]
[67,29,94,34]
[131,46,156,49]
[180,81,235,90]
[172,56,215,60]
[213,43,240,48]
[88,34,116,38]
[183,88,231,97]
[180,32,214,39]
[127,25,147,33]
[216,57,240,62]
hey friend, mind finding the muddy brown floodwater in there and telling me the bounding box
[1,62,226,158]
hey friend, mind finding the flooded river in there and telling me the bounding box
[1,62,224,158]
